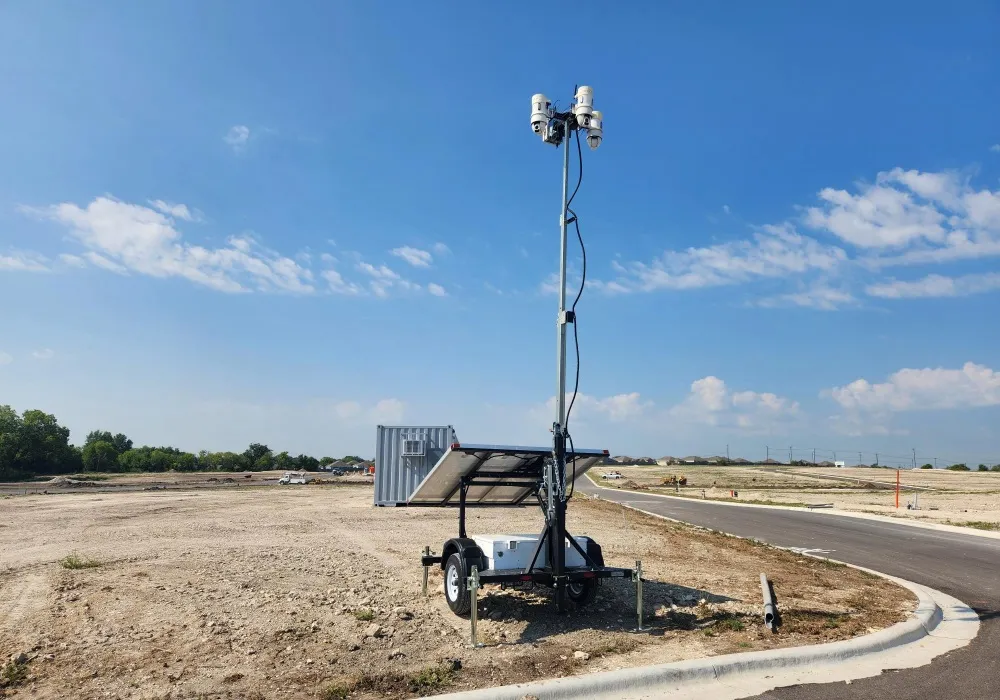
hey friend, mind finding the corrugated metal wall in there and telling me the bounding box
[374,425,457,506]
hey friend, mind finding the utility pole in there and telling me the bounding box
[912,448,917,469]
[812,448,816,466]
[789,446,793,464]
[766,446,769,462]
[875,452,879,467]
[726,444,730,464]
[859,451,863,466]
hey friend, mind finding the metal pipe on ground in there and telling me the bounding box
[761,573,778,632]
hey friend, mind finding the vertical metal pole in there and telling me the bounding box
[459,482,468,538]
[550,117,573,614]
[468,565,480,647]
[422,546,430,597]
[896,469,900,509]
[635,560,643,630]
[555,117,572,451]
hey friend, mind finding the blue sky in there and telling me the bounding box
[2,1,999,465]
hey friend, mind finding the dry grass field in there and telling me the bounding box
[0,482,915,699]
[595,465,1000,528]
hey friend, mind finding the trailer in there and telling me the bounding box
[403,442,635,616]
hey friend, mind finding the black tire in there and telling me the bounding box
[444,553,471,616]
[566,578,598,608]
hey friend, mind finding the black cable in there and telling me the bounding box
[564,129,587,435]
[564,128,587,500]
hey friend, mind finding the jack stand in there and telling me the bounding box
[633,559,644,631]
[422,546,430,597]
[468,565,482,648]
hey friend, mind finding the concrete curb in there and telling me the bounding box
[584,475,1000,540]
[438,576,946,700]
[437,491,979,700]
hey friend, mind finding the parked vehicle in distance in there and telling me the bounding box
[278,471,308,485]
[602,471,623,480]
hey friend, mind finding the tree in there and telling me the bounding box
[946,463,970,471]
[978,464,988,472]
[243,443,273,470]
[319,456,335,466]
[920,463,934,469]
[198,451,248,472]
[991,464,1000,472]
[274,451,294,470]
[85,430,132,456]
[294,454,320,471]
[82,441,119,472]
[17,409,80,476]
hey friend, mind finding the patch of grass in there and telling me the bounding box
[716,614,746,632]
[320,683,351,700]
[947,520,1000,531]
[407,664,457,695]
[738,641,752,649]
[824,616,841,629]
[352,608,374,621]
[325,664,458,699]
[1,659,29,689]
[60,553,101,569]
[703,628,716,637]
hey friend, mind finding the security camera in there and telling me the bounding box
[573,86,594,128]
[531,93,551,135]
[587,110,603,150]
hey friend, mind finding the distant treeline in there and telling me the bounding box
[0,405,364,481]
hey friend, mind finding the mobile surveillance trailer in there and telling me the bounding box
[404,442,634,615]
[378,86,631,615]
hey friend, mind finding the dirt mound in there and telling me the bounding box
[47,476,94,488]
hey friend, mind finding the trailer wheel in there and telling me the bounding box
[566,579,598,607]
[444,553,471,616]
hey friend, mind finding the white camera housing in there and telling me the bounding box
[573,86,594,128]
[531,93,551,135]
[587,110,603,150]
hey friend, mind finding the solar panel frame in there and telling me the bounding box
[406,443,608,506]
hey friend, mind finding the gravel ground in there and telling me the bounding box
[0,483,914,699]
[601,466,1000,527]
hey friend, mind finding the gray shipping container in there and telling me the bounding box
[374,425,458,506]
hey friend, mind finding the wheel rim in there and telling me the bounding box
[446,564,460,601]
[568,582,584,596]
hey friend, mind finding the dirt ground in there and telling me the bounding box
[598,466,1000,528]
[1,483,914,699]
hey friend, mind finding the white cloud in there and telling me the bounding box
[531,392,653,428]
[597,224,845,293]
[57,253,87,268]
[390,246,433,268]
[356,261,431,297]
[224,125,250,152]
[427,283,447,297]
[806,168,1000,265]
[825,362,1000,413]
[670,376,799,432]
[0,352,12,365]
[370,398,405,424]
[755,285,856,310]
[322,268,363,295]
[84,251,129,274]
[432,242,451,256]
[867,272,1000,299]
[991,144,1000,153]
[149,200,197,221]
[27,196,314,294]
[722,204,731,214]
[0,250,49,272]
[31,348,55,360]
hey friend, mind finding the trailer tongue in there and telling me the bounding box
[406,442,634,616]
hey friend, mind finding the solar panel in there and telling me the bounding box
[406,443,608,506]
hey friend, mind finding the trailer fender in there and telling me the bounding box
[581,537,605,567]
[441,538,488,572]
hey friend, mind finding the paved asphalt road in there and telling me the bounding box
[578,480,1000,700]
